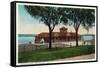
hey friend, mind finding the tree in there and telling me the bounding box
[63,8,95,47]
[24,5,67,49]
[82,12,95,34]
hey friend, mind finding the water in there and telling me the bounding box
[17,34,94,44]
[81,35,94,41]
[18,34,36,44]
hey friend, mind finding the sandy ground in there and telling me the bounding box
[56,53,95,61]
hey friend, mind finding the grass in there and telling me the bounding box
[18,45,95,63]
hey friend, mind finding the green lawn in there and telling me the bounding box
[18,45,95,63]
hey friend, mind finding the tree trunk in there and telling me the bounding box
[48,27,52,49]
[75,29,78,47]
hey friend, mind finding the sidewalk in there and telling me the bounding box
[56,53,95,61]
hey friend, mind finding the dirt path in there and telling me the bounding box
[30,54,95,64]
[56,53,95,61]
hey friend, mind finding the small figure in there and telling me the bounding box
[29,41,32,45]
[70,43,72,47]
[40,38,45,44]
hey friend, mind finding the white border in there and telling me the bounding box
[16,2,97,66]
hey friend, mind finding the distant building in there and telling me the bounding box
[81,34,95,45]
[35,27,81,43]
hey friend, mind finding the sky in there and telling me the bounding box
[17,5,95,35]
